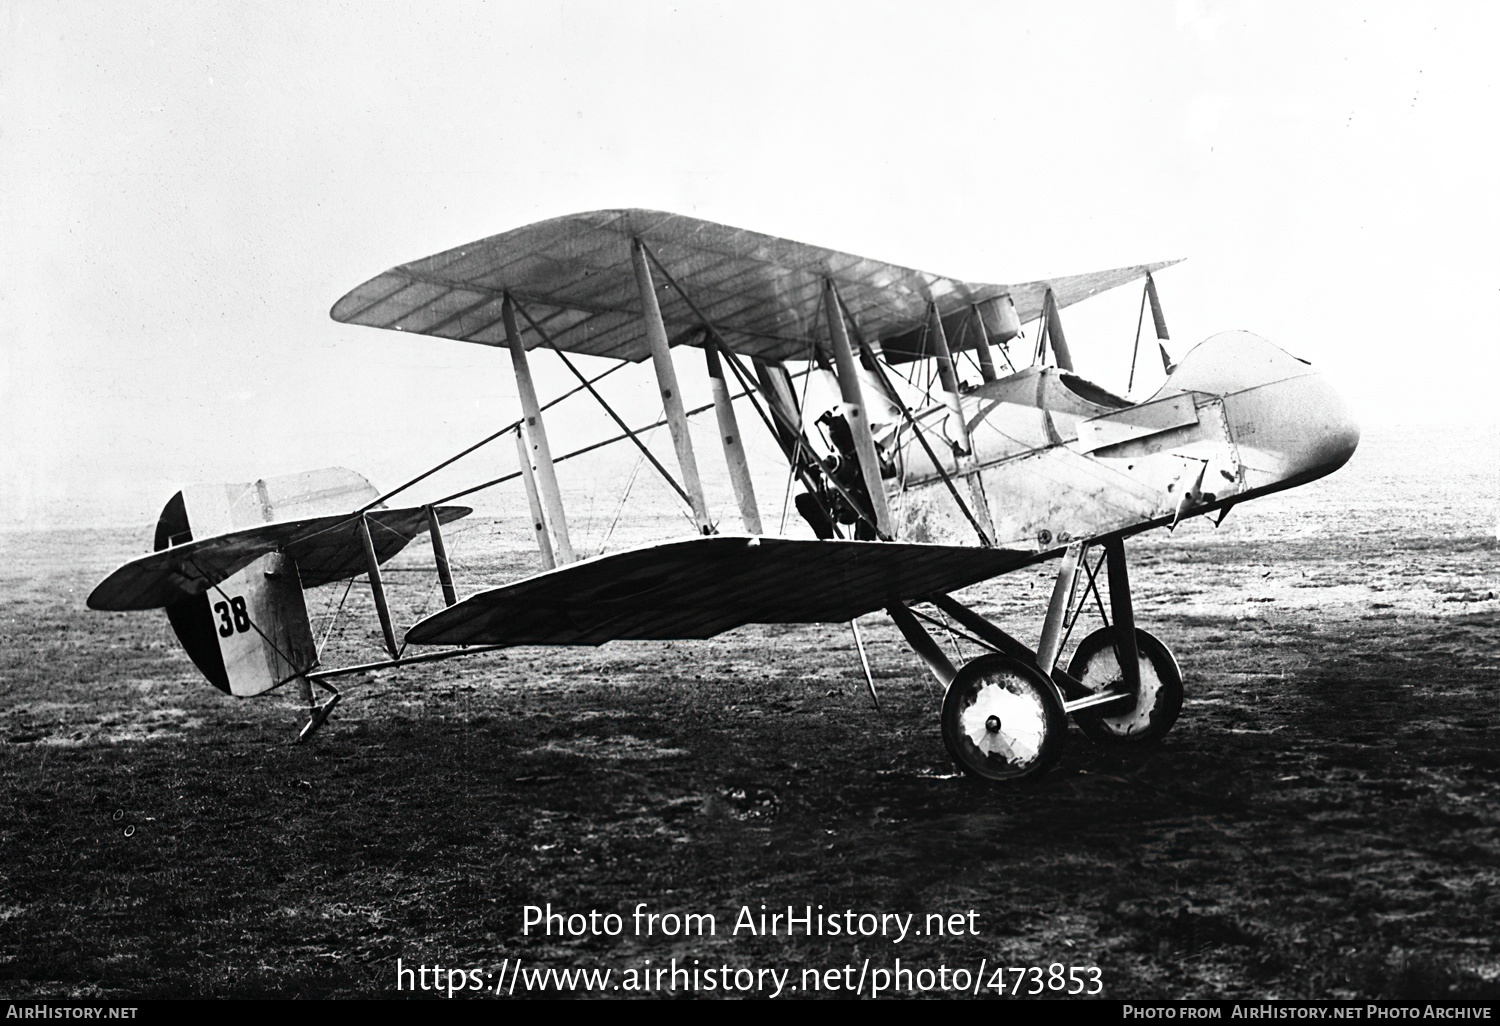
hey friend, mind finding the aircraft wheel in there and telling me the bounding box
[940,654,1067,783]
[1067,628,1183,744]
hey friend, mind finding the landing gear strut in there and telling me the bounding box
[890,535,1183,784]
[1067,627,1182,743]
[1067,537,1182,744]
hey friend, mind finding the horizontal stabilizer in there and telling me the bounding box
[405,536,1035,647]
[88,505,471,611]
[176,468,381,538]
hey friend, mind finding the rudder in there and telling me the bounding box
[152,471,363,696]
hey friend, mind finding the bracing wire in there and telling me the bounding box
[1056,547,1110,658]
[908,606,991,655]
[315,578,356,660]
[360,515,449,660]
[1128,278,1150,394]
[778,303,824,535]
[356,360,629,515]
[598,426,654,555]
[935,607,967,665]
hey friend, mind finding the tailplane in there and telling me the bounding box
[151,469,376,697]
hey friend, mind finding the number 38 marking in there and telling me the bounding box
[214,596,251,637]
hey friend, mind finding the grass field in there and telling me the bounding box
[2,427,1496,999]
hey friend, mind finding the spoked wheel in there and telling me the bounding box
[1067,627,1183,744]
[940,654,1068,783]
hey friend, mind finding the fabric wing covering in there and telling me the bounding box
[330,209,1176,365]
[404,536,1036,647]
[88,506,471,611]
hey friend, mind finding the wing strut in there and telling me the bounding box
[1128,279,1149,392]
[1035,288,1074,371]
[928,303,996,544]
[704,341,763,533]
[1128,273,1172,393]
[1146,274,1171,341]
[502,295,575,562]
[512,297,694,512]
[631,238,713,534]
[426,505,458,606]
[824,280,895,538]
[637,242,865,540]
[358,514,400,660]
[967,304,998,382]
[930,301,968,437]
[835,291,994,548]
[718,338,882,541]
[514,428,558,569]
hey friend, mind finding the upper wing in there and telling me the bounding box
[331,209,1178,364]
[404,535,1036,647]
[88,505,471,611]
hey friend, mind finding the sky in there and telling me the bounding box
[2,1,1496,528]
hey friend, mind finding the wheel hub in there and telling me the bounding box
[960,680,1045,764]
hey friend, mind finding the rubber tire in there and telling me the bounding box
[940,654,1068,784]
[1067,627,1183,744]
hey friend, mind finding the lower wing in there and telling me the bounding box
[404,536,1035,647]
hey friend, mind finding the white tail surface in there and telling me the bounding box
[206,553,317,697]
[162,469,371,696]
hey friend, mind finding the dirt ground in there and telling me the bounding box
[1,427,1496,999]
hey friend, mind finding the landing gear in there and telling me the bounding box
[940,655,1067,782]
[891,534,1185,786]
[1067,627,1182,743]
[1067,537,1183,743]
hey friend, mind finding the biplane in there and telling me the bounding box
[89,210,1359,784]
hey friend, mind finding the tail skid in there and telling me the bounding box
[297,678,342,742]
